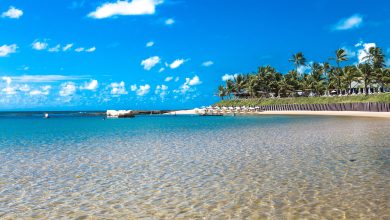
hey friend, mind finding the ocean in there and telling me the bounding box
[0,113,389,219]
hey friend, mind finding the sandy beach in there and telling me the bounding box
[168,109,390,118]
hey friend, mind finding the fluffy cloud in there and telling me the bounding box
[32,41,48,51]
[146,41,154,47]
[1,6,23,19]
[187,75,201,86]
[165,18,175,25]
[88,0,163,19]
[222,74,237,81]
[86,47,96,52]
[202,61,214,67]
[333,14,363,31]
[130,84,137,91]
[75,47,85,52]
[141,56,161,70]
[30,85,51,96]
[48,44,61,52]
[357,42,376,63]
[169,59,187,69]
[9,75,88,83]
[59,82,77,96]
[155,84,168,99]
[2,76,12,85]
[136,84,150,96]
[81,79,98,91]
[110,81,128,95]
[165,76,173,82]
[177,75,202,94]
[0,44,17,57]
[63,44,74,51]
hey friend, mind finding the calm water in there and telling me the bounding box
[0,114,389,219]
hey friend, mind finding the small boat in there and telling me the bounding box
[43,113,50,119]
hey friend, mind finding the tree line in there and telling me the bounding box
[218,47,390,100]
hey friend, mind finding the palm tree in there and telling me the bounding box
[289,52,306,74]
[310,62,325,96]
[364,47,385,69]
[342,66,359,94]
[233,75,246,97]
[225,80,234,99]
[217,85,226,100]
[331,48,349,94]
[375,68,390,92]
[246,75,259,98]
[357,63,373,95]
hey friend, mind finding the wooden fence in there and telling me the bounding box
[261,102,390,112]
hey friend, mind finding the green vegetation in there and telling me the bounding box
[215,93,390,107]
[216,47,390,102]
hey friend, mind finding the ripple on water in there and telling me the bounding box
[0,115,389,219]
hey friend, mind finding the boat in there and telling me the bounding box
[43,113,50,119]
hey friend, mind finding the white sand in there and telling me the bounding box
[167,110,390,118]
[165,109,197,115]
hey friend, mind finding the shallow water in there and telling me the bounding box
[0,115,389,219]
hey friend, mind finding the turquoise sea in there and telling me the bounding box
[0,113,389,219]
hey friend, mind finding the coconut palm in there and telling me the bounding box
[289,52,306,74]
[342,66,359,94]
[357,63,373,95]
[331,48,349,94]
[217,85,226,100]
[364,47,385,68]
[375,68,390,92]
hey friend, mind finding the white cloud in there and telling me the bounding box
[130,84,137,91]
[159,67,165,73]
[63,44,74,51]
[136,84,150,96]
[146,41,154,47]
[86,47,96,52]
[32,41,48,51]
[169,59,187,69]
[88,0,163,19]
[155,84,168,98]
[165,18,175,25]
[333,14,363,31]
[2,87,16,95]
[0,44,17,57]
[357,42,376,63]
[2,76,12,85]
[59,82,77,96]
[75,47,85,52]
[165,76,173,82]
[202,61,214,67]
[177,75,202,94]
[187,75,201,86]
[341,47,356,58]
[110,81,127,95]
[81,79,98,91]
[1,6,23,19]
[8,75,89,83]
[174,76,179,82]
[222,74,237,81]
[141,56,161,70]
[48,44,61,52]
[19,84,30,92]
[30,85,51,96]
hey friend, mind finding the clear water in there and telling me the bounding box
[0,115,389,219]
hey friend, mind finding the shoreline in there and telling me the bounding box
[167,110,390,118]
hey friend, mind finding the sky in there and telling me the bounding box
[0,0,389,110]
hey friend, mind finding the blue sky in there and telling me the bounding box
[0,0,389,110]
